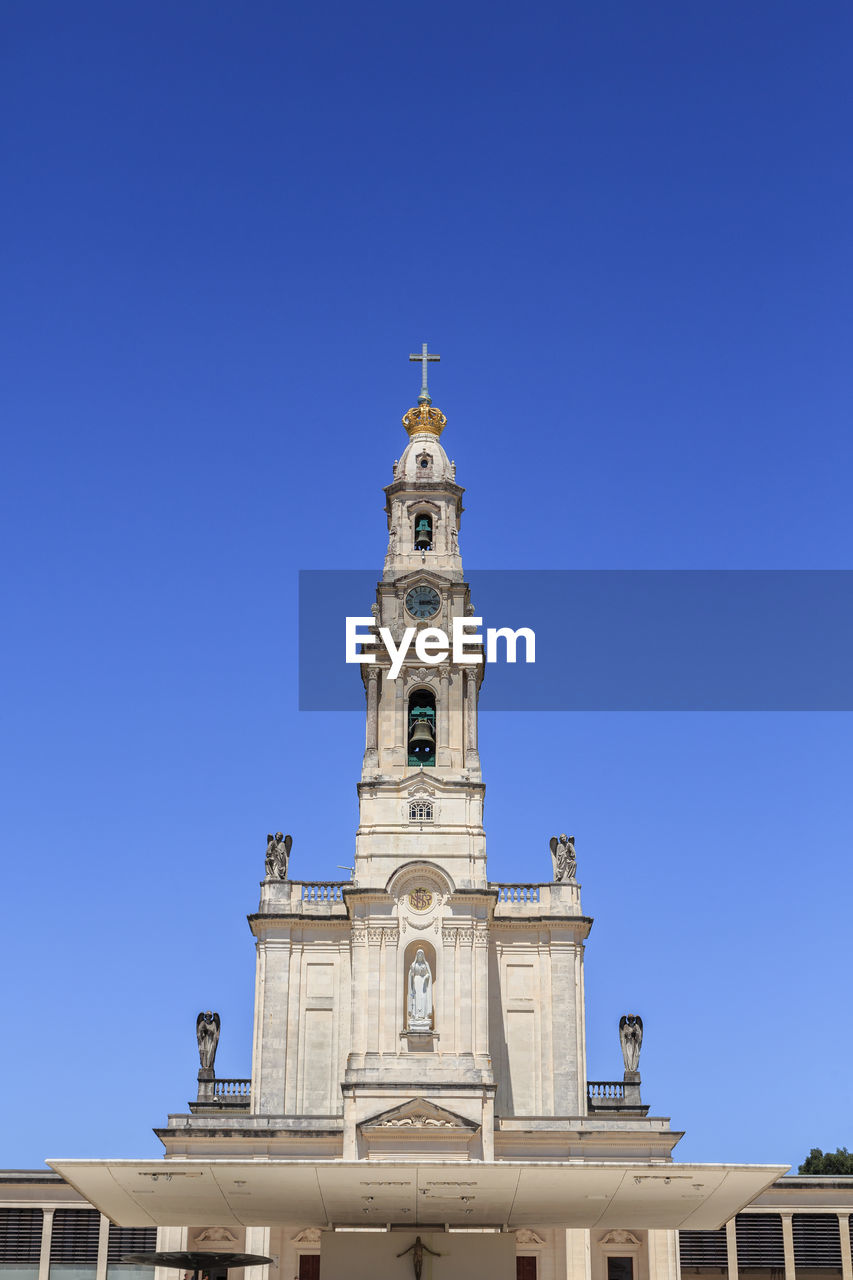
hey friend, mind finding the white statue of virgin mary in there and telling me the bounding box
[407,949,433,1030]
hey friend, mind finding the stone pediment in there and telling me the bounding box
[514,1230,546,1246]
[386,568,450,592]
[291,1228,322,1245]
[194,1228,238,1244]
[406,777,438,797]
[361,1097,479,1132]
[358,1097,481,1159]
[599,1230,642,1247]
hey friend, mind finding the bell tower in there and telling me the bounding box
[355,345,486,891]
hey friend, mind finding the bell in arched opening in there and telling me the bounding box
[407,689,436,767]
[414,514,433,550]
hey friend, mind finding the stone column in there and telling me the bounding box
[781,1214,795,1280]
[460,929,475,1053]
[256,937,292,1114]
[437,669,451,766]
[96,1215,109,1280]
[367,929,382,1056]
[564,1230,592,1280]
[37,1209,53,1280]
[364,668,380,767]
[839,1214,852,1280]
[283,941,303,1112]
[474,928,490,1059]
[383,927,400,1051]
[647,1230,680,1280]
[349,924,368,1064]
[725,1218,739,1280]
[395,674,406,760]
[155,1227,187,1280]
[442,928,457,1052]
[465,669,479,764]
[244,1226,271,1280]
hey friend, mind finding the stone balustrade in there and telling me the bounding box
[495,883,541,903]
[301,881,346,902]
[257,879,349,915]
[491,880,582,917]
[587,1077,647,1113]
[213,1078,251,1098]
[256,879,581,919]
[587,1080,625,1099]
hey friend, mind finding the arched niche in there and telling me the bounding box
[407,687,436,767]
[403,938,437,1031]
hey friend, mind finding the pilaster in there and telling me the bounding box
[565,1230,592,1280]
[725,1218,739,1280]
[840,1213,852,1280]
[244,1226,271,1280]
[647,1230,680,1280]
[37,1209,53,1280]
[96,1215,109,1280]
[781,1213,795,1280]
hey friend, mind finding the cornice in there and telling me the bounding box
[491,915,594,931]
[248,913,351,928]
[357,775,486,796]
[384,478,465,501]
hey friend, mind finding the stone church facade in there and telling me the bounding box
[3,359,852,1279]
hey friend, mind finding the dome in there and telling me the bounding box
[395,427,455,484]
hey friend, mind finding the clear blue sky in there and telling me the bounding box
[2,1,851,1170]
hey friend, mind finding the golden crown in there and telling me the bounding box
[402,403,447,438]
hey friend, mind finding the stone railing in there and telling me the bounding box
[491,881,582,917]
[587,1078,646,1112]
[494,884,541,904]
[587,1080,625,1100]
[214,1078,251,1099]
[301,882,347,902]
[257,878,349,915]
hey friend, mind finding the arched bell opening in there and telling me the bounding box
[403,938,437,1031]
[414,512,433,550]
[407,689,436,768]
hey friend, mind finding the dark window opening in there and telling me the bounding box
[408,689,436,767]
[414,513,433,550]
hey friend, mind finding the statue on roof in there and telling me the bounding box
[549,833,577,883]
[196,1011,220,1070]
[265,832,292,880]
[619,1014,643,1075]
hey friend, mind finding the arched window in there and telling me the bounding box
[408,689,436,767]
[414,512,433,550]
[409,800,433,822]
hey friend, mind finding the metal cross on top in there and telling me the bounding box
[409,342,440,405]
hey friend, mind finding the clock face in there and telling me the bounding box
[405,585,441,619]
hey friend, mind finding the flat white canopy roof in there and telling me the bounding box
[47,1159,788,1231]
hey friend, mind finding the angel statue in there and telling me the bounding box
[549,833,577,883]
[407,949,433,1031]
[619,1013,643,1075]
[396,1236,442,1280]
[265,832,292,880]
[196,1011,220,1070]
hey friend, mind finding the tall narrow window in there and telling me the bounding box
[414,513,433,550]
[407,689,436,767]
